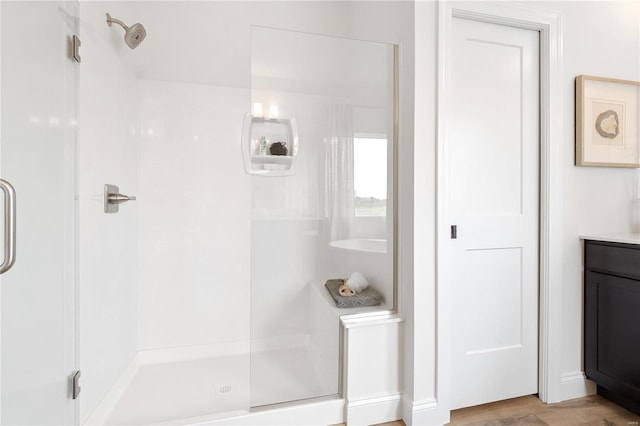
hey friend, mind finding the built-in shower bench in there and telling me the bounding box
[309,280,389,316]
[307,280,402,424]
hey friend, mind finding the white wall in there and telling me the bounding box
[122,1,352,87]
[137,80,251,351]
[78,3,138,422]
[536,0,640,392]
[412,0,640,416]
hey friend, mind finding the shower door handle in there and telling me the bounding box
[0,179,16,274]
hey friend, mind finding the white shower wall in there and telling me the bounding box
[250,86,393,344]
[78,3,139,422]
[137,80,251,351]
[136,83,392,351]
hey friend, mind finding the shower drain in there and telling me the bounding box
[218,385,233,394]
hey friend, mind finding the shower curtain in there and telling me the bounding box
[325,105,355,242]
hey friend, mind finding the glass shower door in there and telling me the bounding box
[0,1,78,424]
[248,27,395,408]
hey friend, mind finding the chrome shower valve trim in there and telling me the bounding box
[104,184,136,214]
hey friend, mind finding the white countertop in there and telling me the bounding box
[580,233,640,245]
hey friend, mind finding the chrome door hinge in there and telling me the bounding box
[72,35,81,63]
[72,370,81,399]
[451,225,457,239]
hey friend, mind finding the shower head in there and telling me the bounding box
[106,13,146,49]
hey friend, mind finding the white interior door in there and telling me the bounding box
[0,1,78,424]
[449,18,540,410]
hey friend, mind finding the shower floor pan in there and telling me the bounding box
[103,345,336,425]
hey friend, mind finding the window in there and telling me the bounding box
[353,136,387,216]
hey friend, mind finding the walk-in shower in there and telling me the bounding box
[84,21,397,424]
[0,1,401,425]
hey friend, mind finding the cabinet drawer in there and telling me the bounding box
[585,241,640,278]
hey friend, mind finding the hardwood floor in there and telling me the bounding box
[448,394,640,425]
[347,394,640,425]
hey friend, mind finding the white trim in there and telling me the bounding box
[407,398,438,412]
[402,397,448,426]
[345,393,403,425]
[347,393,403,408]
[82,355,140,425]
[560,372,597,401]
[353,132,388,140]
[341,313,404,329]
[436,1,564,416]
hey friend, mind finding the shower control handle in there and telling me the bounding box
[108,193,137,204]
[104,184,136,214]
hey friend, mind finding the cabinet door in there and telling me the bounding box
[1,1,78,424]
[585,271,640,398]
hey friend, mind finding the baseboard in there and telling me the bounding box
[397,372,594,426]
[402,397,448,426]
[560,371,596,401]
[82,354,139,425]
[345,393,403,426]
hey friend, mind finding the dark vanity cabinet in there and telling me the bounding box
[584,239,640,415]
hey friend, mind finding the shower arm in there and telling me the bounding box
[106,14,129,31]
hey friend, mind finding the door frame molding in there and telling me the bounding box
[436,0,563,415]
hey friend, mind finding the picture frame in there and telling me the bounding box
[576,75,640,167]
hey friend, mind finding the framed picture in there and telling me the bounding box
[576,75,640,167]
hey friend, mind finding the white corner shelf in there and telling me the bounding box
[250,155,293,172]
[241,113,298,176]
